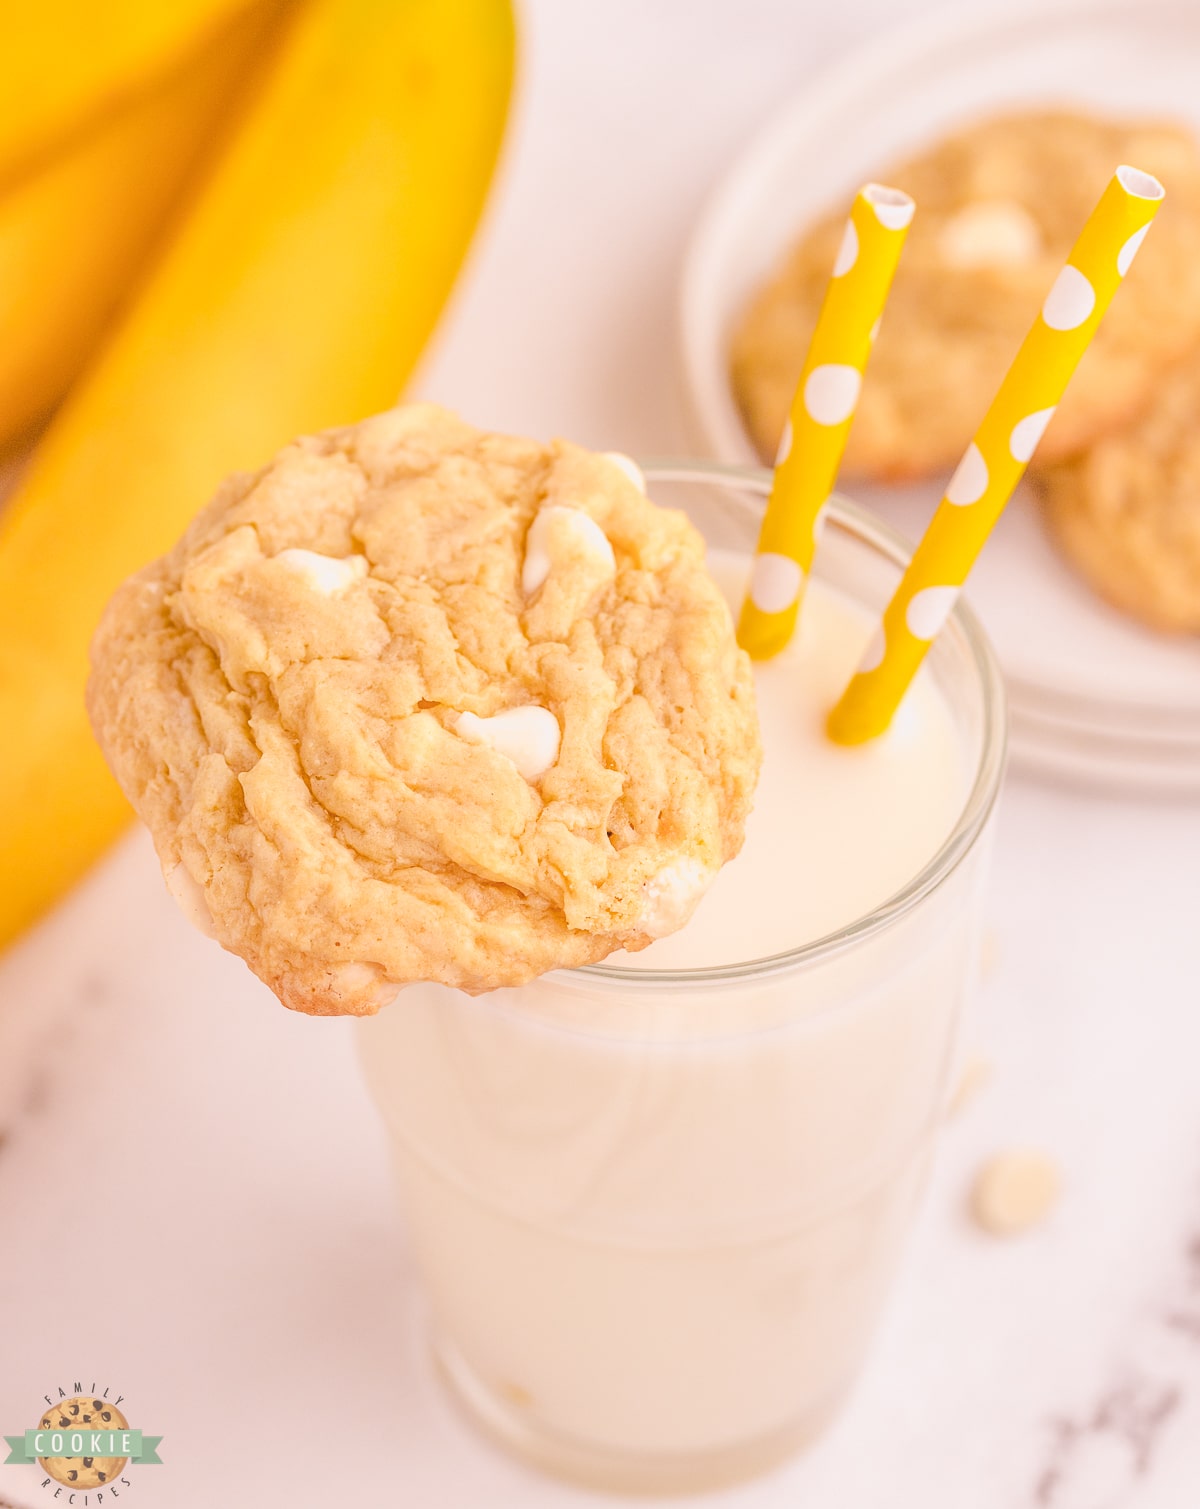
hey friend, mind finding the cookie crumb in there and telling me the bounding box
[971,1149,1061,1236]
[948,1055,992,1119]
[980,930,1000,978]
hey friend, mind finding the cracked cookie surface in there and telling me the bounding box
[731,110,1200,479]
[87,405,761,1013]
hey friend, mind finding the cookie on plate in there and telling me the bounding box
[88,405,761,1013]
[731,110,1200,479]
[1037,353,1200,633]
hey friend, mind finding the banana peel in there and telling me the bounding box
[0,0,515,948]
[0,4,281,449]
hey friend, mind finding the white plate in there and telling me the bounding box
[680,0,1200,791]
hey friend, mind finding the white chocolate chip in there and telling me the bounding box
[165,862,216,939]
[274,548,369,595]
[638,857,713,939]
[970,1149,1061,1236]
[522,506,616,596]
[603,452,646,493]
[938,200,1043,269]
[454,706,561,782]
[329,961,399,1010]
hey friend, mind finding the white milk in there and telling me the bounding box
[358,555,995,1491]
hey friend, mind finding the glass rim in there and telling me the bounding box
[566,458,1009,992]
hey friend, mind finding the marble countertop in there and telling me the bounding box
[2,2,1198,1505]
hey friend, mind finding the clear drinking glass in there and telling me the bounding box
[357,463,1007,1494]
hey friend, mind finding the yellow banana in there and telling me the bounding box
[0,0,515,948]
[0,5,281,450]
[0,0,268,185]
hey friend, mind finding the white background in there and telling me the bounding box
[2,2,1199,1505]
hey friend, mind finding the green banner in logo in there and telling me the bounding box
[4,1430,163,1465]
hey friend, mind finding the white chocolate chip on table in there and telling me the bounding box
[971,1149,1062,1237]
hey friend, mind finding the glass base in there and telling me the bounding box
[433,1332,845,1496]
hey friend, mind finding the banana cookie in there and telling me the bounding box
[731,110,1200,478]
[1038,354,1200,633]
[88,406,761,1013]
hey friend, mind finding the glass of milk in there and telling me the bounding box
[357,462,1007,1494]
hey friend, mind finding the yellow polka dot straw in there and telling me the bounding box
[827,164,1164,746]
[737,183,915,660]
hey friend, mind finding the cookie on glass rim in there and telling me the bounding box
[87,405,761,1014]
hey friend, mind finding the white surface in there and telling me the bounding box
[2,2,1200,1506]
[679,0,1200,782]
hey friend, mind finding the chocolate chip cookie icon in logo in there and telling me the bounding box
[4,1385,163,1497]
[36,1399,130,1489]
